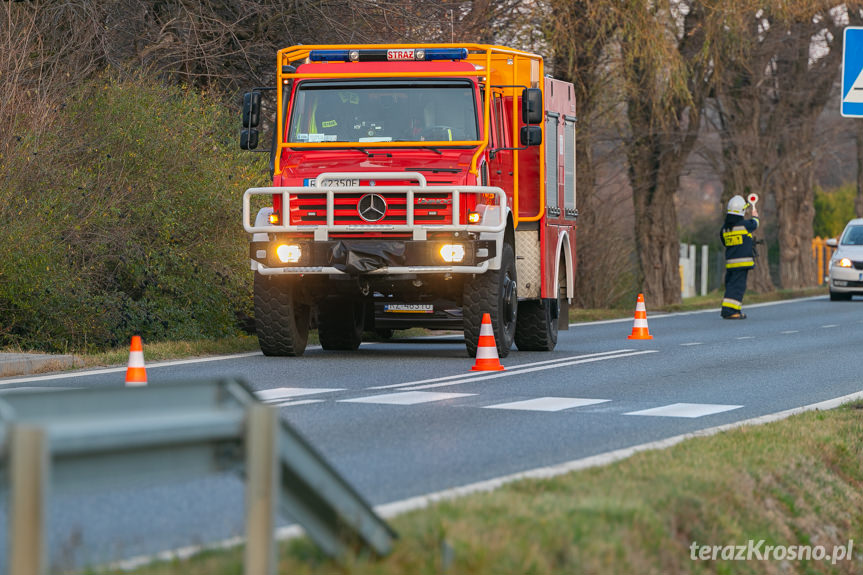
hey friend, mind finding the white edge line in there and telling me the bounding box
[109,386,863,572]
[0,351,265,386]
[568,295,825,327]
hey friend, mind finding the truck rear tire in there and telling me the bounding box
[254,273,310,356]
[515,257,565,351]
[464,242,517,358]
[318,299,365,351]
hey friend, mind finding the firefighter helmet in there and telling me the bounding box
[727,195,748,216]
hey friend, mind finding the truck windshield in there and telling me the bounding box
[287,80,479,144]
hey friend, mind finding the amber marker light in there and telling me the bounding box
[268,213,281,225]
[467,211,481,224]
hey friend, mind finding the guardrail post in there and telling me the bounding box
[9,424,49,575]
[244,404,280,575]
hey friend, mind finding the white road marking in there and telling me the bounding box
[680,342,702,346]
[736,336,755,340]
[401,350,658,391]
[109,386,863,572]
[484,397,609,412]
[367,349,636,390]
[341,391,475,405]
[0,351,264,386]
[821,324,838,329]
[780,330,799,334]
[568,295,825,327]
[255,387,342,402]
[625,403,742,418]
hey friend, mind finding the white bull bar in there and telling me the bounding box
[243,172,507,242]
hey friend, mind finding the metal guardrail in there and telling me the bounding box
[0,379,396,575]
[243,171,508,241]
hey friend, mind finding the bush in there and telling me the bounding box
[0,75,267,352]
[814,184,856,238]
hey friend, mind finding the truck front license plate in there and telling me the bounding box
[304,178,360,187]
[384,304,434,313]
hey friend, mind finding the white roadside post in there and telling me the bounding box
[701,244,709,296]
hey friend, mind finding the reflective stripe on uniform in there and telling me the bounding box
[722,298,742,310]
[726,257,754,269]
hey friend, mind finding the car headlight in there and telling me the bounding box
[836,257,853,268]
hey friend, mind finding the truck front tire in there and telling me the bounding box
[464,242,517,357]
[254,273,310,356]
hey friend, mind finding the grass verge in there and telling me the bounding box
[116,401,863,575]
[1,287,827,370]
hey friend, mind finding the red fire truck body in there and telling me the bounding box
[241,44,577,357]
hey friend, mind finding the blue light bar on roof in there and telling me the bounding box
[309,50,351,62]
[308,48,468,63]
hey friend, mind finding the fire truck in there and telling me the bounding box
[241,44,577,357]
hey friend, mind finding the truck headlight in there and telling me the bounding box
[276,244,301,263]
[440,244,465,263]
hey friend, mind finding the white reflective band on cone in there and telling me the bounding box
[476,346,499,360]
[479,322,495,337]
[128,351,145,368]
[633,318,649,328]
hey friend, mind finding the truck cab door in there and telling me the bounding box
[488,91,513,195]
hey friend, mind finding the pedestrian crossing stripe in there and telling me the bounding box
[842,27,863,117]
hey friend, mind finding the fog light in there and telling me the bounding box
[440,244,465,263]
[268,213,281,225]
[467,211,481,224]
[276,244,301,263]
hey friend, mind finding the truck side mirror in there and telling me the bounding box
[521,88,543,125]
[242,92,261,128]
[520,125,542,146]
[240,129,259,150]
[241,91,261,150]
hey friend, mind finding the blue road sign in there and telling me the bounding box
[842,27,863,117]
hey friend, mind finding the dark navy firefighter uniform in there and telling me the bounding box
[720,208,759,318]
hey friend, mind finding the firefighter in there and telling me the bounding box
[720,195,759,319]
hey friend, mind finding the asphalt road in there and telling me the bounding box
[1,295,861,570]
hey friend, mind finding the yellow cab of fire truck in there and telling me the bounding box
[267,43,551,226]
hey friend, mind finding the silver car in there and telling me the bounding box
[827,218,863,300]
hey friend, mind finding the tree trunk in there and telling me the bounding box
[773,168,816,288]
[629,144,682,307]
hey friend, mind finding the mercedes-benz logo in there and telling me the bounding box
[357,193,387,222]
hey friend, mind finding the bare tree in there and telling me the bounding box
[548,0,637,308]
[615,0,717,306]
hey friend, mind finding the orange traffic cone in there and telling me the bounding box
[125,335,148,386]
[471,313,505,371]
[627,294,653,340]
